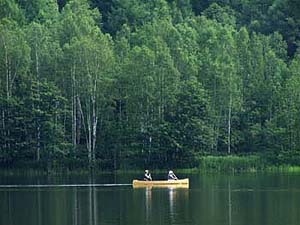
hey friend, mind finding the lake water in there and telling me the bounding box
[1,172,300,225]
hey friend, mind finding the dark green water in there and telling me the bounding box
[1,172,300,225]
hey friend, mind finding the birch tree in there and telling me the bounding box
[60,1,114,164]
[0,18,30,156]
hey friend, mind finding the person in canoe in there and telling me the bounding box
[144,170,152,181]
[168,170,178,180]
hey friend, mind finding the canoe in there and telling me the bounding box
[132,178,189,188]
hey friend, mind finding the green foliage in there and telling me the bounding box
[203,3,236,26]
[0,0,25,23]
[15,0,59,23]
[58,0,102,46]
[0,78,69,164]
[29,79,70,158]
[165,77,213,154]
[1,0,300,170]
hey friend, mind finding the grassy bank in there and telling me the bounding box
[197,155,264,172]
[196,154,300,173]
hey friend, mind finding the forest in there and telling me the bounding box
[0,0,300,170]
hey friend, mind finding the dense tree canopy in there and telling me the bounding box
[0,0,300,169]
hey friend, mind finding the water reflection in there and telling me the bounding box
[6,191,12,225]
[228,181,232,225]
[70,175,98,225]
[169,187,176,223]
[37,183,42,225]
[145,187,152,224]
[143,185,190,225]
[169,186,189,224]
[2,173,300,225]
[88,175,97,225]
[73,187,78,225]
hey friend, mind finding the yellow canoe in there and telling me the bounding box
[132,178,189,188]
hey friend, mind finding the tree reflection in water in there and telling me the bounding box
[228,181,232,225]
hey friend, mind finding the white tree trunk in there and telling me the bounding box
[71,64,77,149]
[35,41,41,161]
[228,94,232,154]
[4,42,10,99]
[77,97,88,152]
[92,92,97,162]
[87,106,92,163]
[2,110,5,149]
[3,41,8,150]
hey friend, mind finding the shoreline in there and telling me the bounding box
[1,154,300,175]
